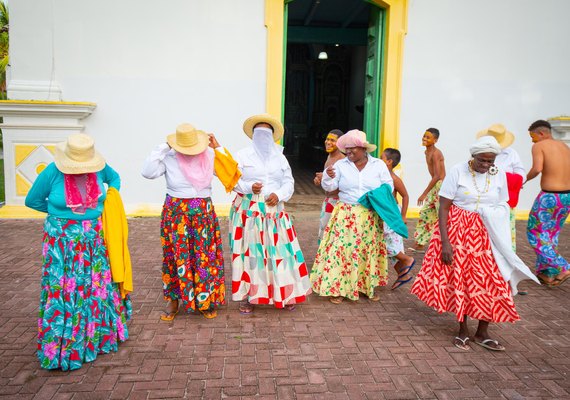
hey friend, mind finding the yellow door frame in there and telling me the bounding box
[264,0,408,150]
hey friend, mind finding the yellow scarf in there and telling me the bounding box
[101,187,133,298]
[214,148,241,192]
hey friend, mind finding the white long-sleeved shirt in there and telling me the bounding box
[233,146,295,202]
[321,156,393,205]
[141,143,224,198]
[494,147,525,177]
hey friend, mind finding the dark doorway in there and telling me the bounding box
[283,0,371,184]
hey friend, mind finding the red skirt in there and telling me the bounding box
[410,205,520,323]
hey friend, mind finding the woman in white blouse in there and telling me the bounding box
[142,123,227,321]
[230,114,311,314]
[311,129,393,304]
[411,136,538,352]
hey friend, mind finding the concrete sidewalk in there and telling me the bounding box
[0,213,569,399]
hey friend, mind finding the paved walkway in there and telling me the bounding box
[0,213,569,399]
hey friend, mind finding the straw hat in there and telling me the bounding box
[243,114,284,141]
[166,123,210,155]
[54,133,105,174]
[476,123,515,149]
[337,129,377,153]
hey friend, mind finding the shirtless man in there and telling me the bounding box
[525,120,570,286]
[314,129,345,243]
[411,128,446,252]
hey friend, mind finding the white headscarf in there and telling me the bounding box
[469,136,502,156]
[252,127,279,161]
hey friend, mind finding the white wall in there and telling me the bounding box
[9,0,267,212]
[399,0,570,212]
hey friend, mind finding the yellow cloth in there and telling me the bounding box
[102,187,133,298]
[214,147,241,193]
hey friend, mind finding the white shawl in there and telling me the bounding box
[478,202,540,295]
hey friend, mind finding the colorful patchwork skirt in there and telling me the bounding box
[161,195,225,313]
[38,216,132,371]
[229,193,311,307]
[414,180,442,247]
[411,205,519,323]
[526,190,570,277]
[311,202,388,300]
[318,196,338,243]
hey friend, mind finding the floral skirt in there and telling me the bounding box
[161,195,225,313]
[411,205,519,323]
[229,193,311,307]
[413,180,442,247]
[38,216,131,371]
[311,202,388,300]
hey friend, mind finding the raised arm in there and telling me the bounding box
[101,164,121,190]
[141,143,169,179]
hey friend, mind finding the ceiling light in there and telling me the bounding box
[318,51,328,60]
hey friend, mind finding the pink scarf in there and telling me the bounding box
[175,150,214,191]
[64,173,101,214]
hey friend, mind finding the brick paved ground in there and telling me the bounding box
[1,208,569,399]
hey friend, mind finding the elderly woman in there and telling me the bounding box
[142,123,228,320]
[311,129,393,303]
[411,136,538,352]
[230,113,311,314]
[25,133,131,371]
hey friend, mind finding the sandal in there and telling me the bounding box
[201,310,218,319]
[453,336,470,351]
[160,301,179,321]
[537,274,556,286]
[552,273,570,287]
[391,260,416,290]
[329,297,344,304]
[474,338,505,351]
[369,293,380,302]
[284,304,296,311]
[239,302,254,315]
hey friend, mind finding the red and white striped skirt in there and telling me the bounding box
[410,205,520,323]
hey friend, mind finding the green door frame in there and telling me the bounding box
[281,0,386,156]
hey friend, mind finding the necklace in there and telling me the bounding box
[468,160,490,210]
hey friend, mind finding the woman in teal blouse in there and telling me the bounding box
[25,134,131,371]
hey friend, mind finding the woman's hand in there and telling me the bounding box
[314,172,322,186]
[265,193,279,206]
[252,182,263,194]
[326,166,336,178]
[441,240,454,265]
[208,133,220,149]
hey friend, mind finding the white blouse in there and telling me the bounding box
[439,161,509,212]
[233,146,295,202]
[141,143,225,198]
[321,156,393,205]
[494,147,525,177]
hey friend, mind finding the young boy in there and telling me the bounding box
[381,148,416,289]
[412,128,445,252]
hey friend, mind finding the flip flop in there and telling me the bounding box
[239,302,254,315]
[201,310,218,319]
[474,338,505,351]
[453,336,470,351]
[329,297,344,304]
[537,274,556,286]
[160,309,179,321]
[391,260,416,290]
[284,304,296,311]
[369,293,380,302]
[552,274,570,287]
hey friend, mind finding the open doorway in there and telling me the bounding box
[283,0,384,191]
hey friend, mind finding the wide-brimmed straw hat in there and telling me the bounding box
[54,133,105,174]
[166,123,209,155]
[337,129,377,153]
[476,123,515,149]
[243,114,284,141]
